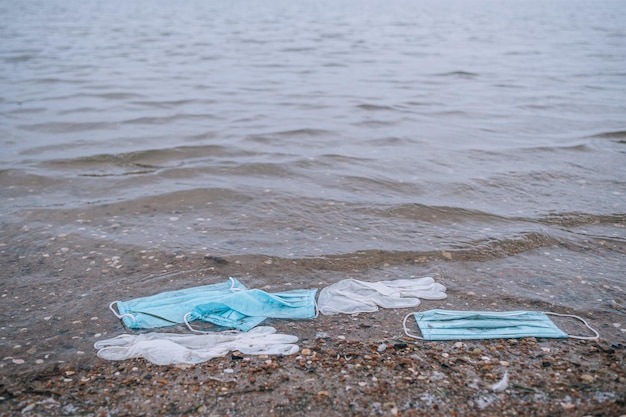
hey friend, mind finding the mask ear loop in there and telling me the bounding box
[110,278,253,332]
[229,277,245,292]
[314,297,320,318]
[544,312,600,340]
[184,312,209,333]
[109,301,137,324]
[402,312,424,340]
[184,312,241,335]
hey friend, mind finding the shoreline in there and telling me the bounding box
[1,240,625,416]
[1,310,625,416]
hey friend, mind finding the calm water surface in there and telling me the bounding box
[1,0,625,346]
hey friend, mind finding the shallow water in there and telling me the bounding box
[1,0,625,364]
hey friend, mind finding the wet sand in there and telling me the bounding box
[2,316,625,416]
[1,236,625,416]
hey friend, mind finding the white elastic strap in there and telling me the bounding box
[109,301,136,323]
[184,312,241,335]
[544,312,600,340]
[229,277,244,292]
[184,312,208,333]
[402,312,423,340]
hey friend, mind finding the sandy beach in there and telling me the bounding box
[2,0,626,415]
[1,243,624,416]
[1,314,625,416]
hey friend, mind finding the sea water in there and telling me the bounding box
[1,0,625,361]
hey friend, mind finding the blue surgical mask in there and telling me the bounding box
[403,309,599,341]
[110,278,248,329]
[185,288,318,332]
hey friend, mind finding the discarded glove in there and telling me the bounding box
[94,326,299,365]
[317,277,447,315]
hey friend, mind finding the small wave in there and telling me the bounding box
[121,113,216,125]
[79,169,155,177]
[404,100,441,107]
[316,153,373,163]
[353,119,397,127]
[33,91,146,102]
[19,121,113,133]
[58,107,102,115]
[129,99,201,109]
[278,232,556,269]
[591,130,626,140]
[515,143,591,153]
[538,212,626,228]
[362,136,424,146]
[60,187,255,216]
[266,128,333,137]
[46,152,160,177]
[5,106,47,115]
[246,128,334,144]
[31,77,87,85]
[493,83,524,89]
[321,62,348,68]
[380,203,507,223]
[435,71,479,79]
[2,54,35,63]
[94,92,147,100]
[0,169,61,187]
[502,50,542,56]
[356,103,397,111]
[216,161,295,178]
[426,109,468,117]
[280,46,317,53]
[155,153,300,179]
[41,145,258,173]
[450,232,558,261]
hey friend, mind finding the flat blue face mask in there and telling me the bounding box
[403,309,599,341]
[110,278,249,329]
[185,288,318,332]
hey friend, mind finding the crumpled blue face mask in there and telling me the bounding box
[403,309,599,341]
[110,278,249,329]
[110,278,318,332]
[184,288,318,332]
